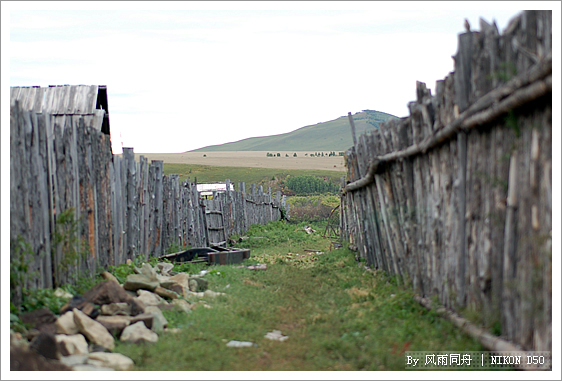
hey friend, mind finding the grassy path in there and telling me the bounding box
[114,221,483,371]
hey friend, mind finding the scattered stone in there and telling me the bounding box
[169,273,189,288]
[56,311,79,335]
[30,331,60,360]
[156,262,174,276]
[304,226,316,234]
[139,263,158,279]
[191,301,211,310]
[59,354,89,367]
[89,343,110,353]
[157,275,176,289]
[101,271,120,284]
[189,277,209,292]
[19,307,57,331]
[54,288,74,300]
[171,299,192,314]
[264,330,289,341]
[237,263,267,270]
[88,352,134,371]
[203,290,226,298]
[128,297,146,316]
[123,273,159,292]
[100,302,131,316]
[165,328,182,334]
[60,296,99,319]
[10,345,72,371]
[137,289,168,306]
[73,308,115,351]
[166,283,188,298]
[56,334,89,356]
[120,321,158,344]
[129,312,154,329]
[226,340,257,348]
[96,315,131,337]
[154,286,180,300]
[72,363,115,371]
[83,279,132,306]
[145,306,168,333]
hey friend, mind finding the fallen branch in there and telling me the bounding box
[413,295,550,371]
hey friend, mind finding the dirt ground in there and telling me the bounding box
[131,151,347,172]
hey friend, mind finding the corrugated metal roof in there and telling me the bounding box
[10,85,111,135]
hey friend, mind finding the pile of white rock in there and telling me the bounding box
[10,262,226,371]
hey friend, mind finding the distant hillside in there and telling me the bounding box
[190,110,399,152]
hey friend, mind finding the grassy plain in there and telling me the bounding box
[133,151,347,172]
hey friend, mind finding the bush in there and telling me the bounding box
[285,175,339,196]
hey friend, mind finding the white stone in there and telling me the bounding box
[54,288,73,300]
[73,308,115,351]
[136,289,168,306]
[204,290,226,298]
[56,311,79,335]
[87,352,134,371]
[60,354,88,367]
[120,321,158,343]
[56,334,89,355]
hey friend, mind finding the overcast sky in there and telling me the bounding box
[2,2,555,154]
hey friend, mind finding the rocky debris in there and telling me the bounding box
[101,271,120,283]
[10,260,228,371]
[120,321,158,344]
[203,290,226,298]
[144,306,168,333]
[59,354,89,367]
[129,312,154,329]
[156,262,174,276]
[237,263,267,270]
[54,288,74,300]
[172,299,192,314]
[60,296,99,319]
[304,226,316,234]
[30,331,60,360]
[100,302,132,316]
[169,272,189,288]
[83,279,133,306]
[73,308,115,351]
[11,345,72,371]
[123,273,159,292]
[264,330,289,341]
[137,289,168,306]
[19,307,57,332]
[166,283,188,298]
[154,286,180,300]
[96,315,131,336]
[189,277,209,292]
[87,352,134,371]
[56,311,79,335]
[56,334,89,356]
[226,340,257,348]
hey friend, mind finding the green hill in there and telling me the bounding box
[190,110,399,152]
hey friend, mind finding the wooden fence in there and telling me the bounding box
[341,10,551,352]
[10,106,283,299]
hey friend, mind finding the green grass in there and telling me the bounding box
[113,220,483,371]
[163,163,344,188]
[191,110,398,152]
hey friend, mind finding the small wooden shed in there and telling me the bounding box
[10,84,111,137]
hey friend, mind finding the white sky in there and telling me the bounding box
[2,1,549,154]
